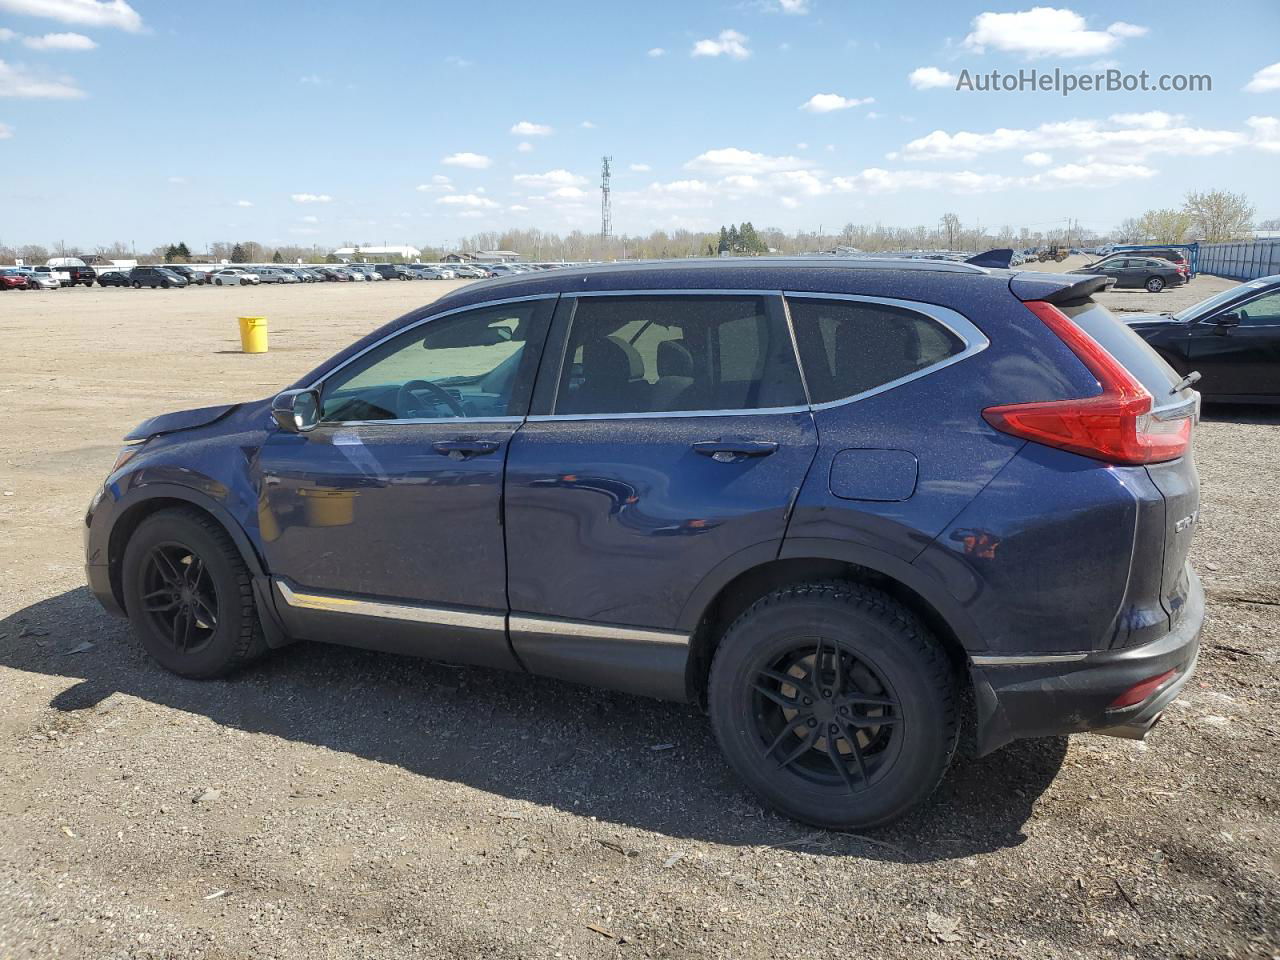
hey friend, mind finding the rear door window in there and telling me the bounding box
[787,296,966,404]
[552,295,805,415]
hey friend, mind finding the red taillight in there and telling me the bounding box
[982,301,1191,465]
[1109,668,1177,709]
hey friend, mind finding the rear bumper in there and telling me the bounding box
[970,568,1203,755]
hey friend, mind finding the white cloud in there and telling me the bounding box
[457,210,486,219]
[629,163,651,172]
[437,193,499,209]
[0,59,83,97]
[963,8,1148,59]
[692,29,750,60]
[549,186,587,199]
[300,215,318,223]
[510,120,552,136]
[685,147,807,174]
[0,28,14,41]
[866,111,881,120]
[908,66,956,90]
[777,0,809,12]
[902,116,1252,162]
[0,121,12,138]
[1109,111,1182,129]
[1245,62,1280,94]
[415,174,455,192]
[517,141,534,153]
[166,175,186,184]
[513,168,586,188]
[298,74,322,85]
[442,151,491,169]
[509,204,529,212]
[1023,151,1053,166]
[290,193,332,203]
[1035,161,1155,185]
[1248,116,1280,153]
[235,200,253,207]
[0,0,142,32]
[22,31,95,49]
[795,142,808,150]
[799,93,873,113]
[444,55,471,68]
[580,120,595,129]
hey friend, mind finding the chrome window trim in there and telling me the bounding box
[275,579,506,632]
[316,415,524,429]
[528,405,810,423]
[561,288,782,298]
[509,614,689,647]
[970,652,1089,666]
[782,292,990,412]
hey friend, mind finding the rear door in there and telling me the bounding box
[1188,289,1280,396]
[502,292,817,693]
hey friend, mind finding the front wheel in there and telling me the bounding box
[708,581,958,830]
[121,508,267,679]
[1146,277,1165,293]
[132,281,142,289]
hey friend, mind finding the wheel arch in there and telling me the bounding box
[680,538,982,705]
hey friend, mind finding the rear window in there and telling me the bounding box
[1060,300,1183,400]
[788,297,965,404]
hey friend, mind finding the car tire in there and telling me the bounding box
[708,580,958,830]
[131,281,141,289]
[121,507,268,679]
[1146,277,1165,293]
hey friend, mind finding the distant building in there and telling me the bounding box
[330,245,421,261]
[441,249,521,263]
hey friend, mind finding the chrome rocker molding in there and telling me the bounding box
[273,579,692,701]
[970,652,1089,666]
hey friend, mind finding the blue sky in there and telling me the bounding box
[1,0,1279,251]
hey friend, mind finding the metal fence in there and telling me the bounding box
[1196,241,1280,281]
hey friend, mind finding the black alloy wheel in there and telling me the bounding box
[137,543,220,654]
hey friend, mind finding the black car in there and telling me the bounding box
[97,271,131,287]
[1125,274,1280,402]
[128,266,189,289]
[163,265,207,285]
[1069,256,1183,293]
[85,257,1204,829]
[374,263,414,281]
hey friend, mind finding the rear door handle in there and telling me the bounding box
[692,439,779,463]
[432,439,500,460]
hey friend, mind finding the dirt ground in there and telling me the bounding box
[1,265,1277,960]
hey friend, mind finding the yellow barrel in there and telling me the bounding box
[237,316,268,353]
[300,488,357,527]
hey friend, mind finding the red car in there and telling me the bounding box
[0,268,30,290]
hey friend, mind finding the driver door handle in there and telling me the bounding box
[432,439,500,460]
[692,439,778,463]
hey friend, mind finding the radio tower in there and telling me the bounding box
[600,156,613,242]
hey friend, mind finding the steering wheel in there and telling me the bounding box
[395,379,467,419]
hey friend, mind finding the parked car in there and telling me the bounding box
[96,271,131,288]
[211,268,260,286]
[249,267,295,284]
[287,268,318,283]
[373,263,413,281]
[413,266,452,279]
[1069,256,1183,293]
[348,265,379,281]
[85,257,1203,829]
[128,266,188,289]
[20,268,60,290]
[0,267,30,290]
[1089,250,1190,282]
[312,267,344,282]
[162,265,208,286]
[46,259,97,287]
[1123,273,1280,403]
[342,268,365,281]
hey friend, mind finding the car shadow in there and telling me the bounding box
[2,587,1067,863]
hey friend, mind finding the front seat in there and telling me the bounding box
[564,334,648,413]
[650,339,697,411]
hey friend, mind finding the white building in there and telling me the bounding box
[330,245,421,261]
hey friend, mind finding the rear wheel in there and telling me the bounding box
[132,280,142,289]
[121,508,267,679]
[708,581,958,829]
[1146,276,1165,293]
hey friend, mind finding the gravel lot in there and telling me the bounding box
[1,264,1277,959]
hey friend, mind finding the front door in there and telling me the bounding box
[1189,289,1280,396]
[503,292,818,696]
[254,295,555,666]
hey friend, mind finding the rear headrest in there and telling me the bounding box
[583,334,644,381]
[656,339,693,379]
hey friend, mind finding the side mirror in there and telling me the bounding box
[1215,313,1241,333]
[271,388,320,433]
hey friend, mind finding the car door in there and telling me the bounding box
[1189,290,1280,396]
[502,292,818,698]
[253,294,556,667]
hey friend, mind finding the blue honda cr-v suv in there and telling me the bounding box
[85,258,1203,828]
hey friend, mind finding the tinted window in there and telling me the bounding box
[1236,291,1280,325]
[789,297,965,404]
[319,299,552,422]
[553,295,805,415]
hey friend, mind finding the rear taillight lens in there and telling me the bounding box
[982,300,1191,465]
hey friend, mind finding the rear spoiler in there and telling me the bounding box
[1008,273,1115,305]
[964,248,1015,269]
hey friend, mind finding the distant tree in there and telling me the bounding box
[230,243,248,263]
[1183,189,1254,242]
[939,212,961,250]
[271,250,284,263]
[176,242,191,260]
[726,225,740,254]
[1138,208,1193,244]
[1258,217,1280,231]
[738,222,766,255]
[717,226,730,254]
[163,244,178,260]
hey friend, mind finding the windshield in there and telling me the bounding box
[1173,280,1270,321]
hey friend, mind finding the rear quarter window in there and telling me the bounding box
[787,297,966,404]
[1060,300,1182,399]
